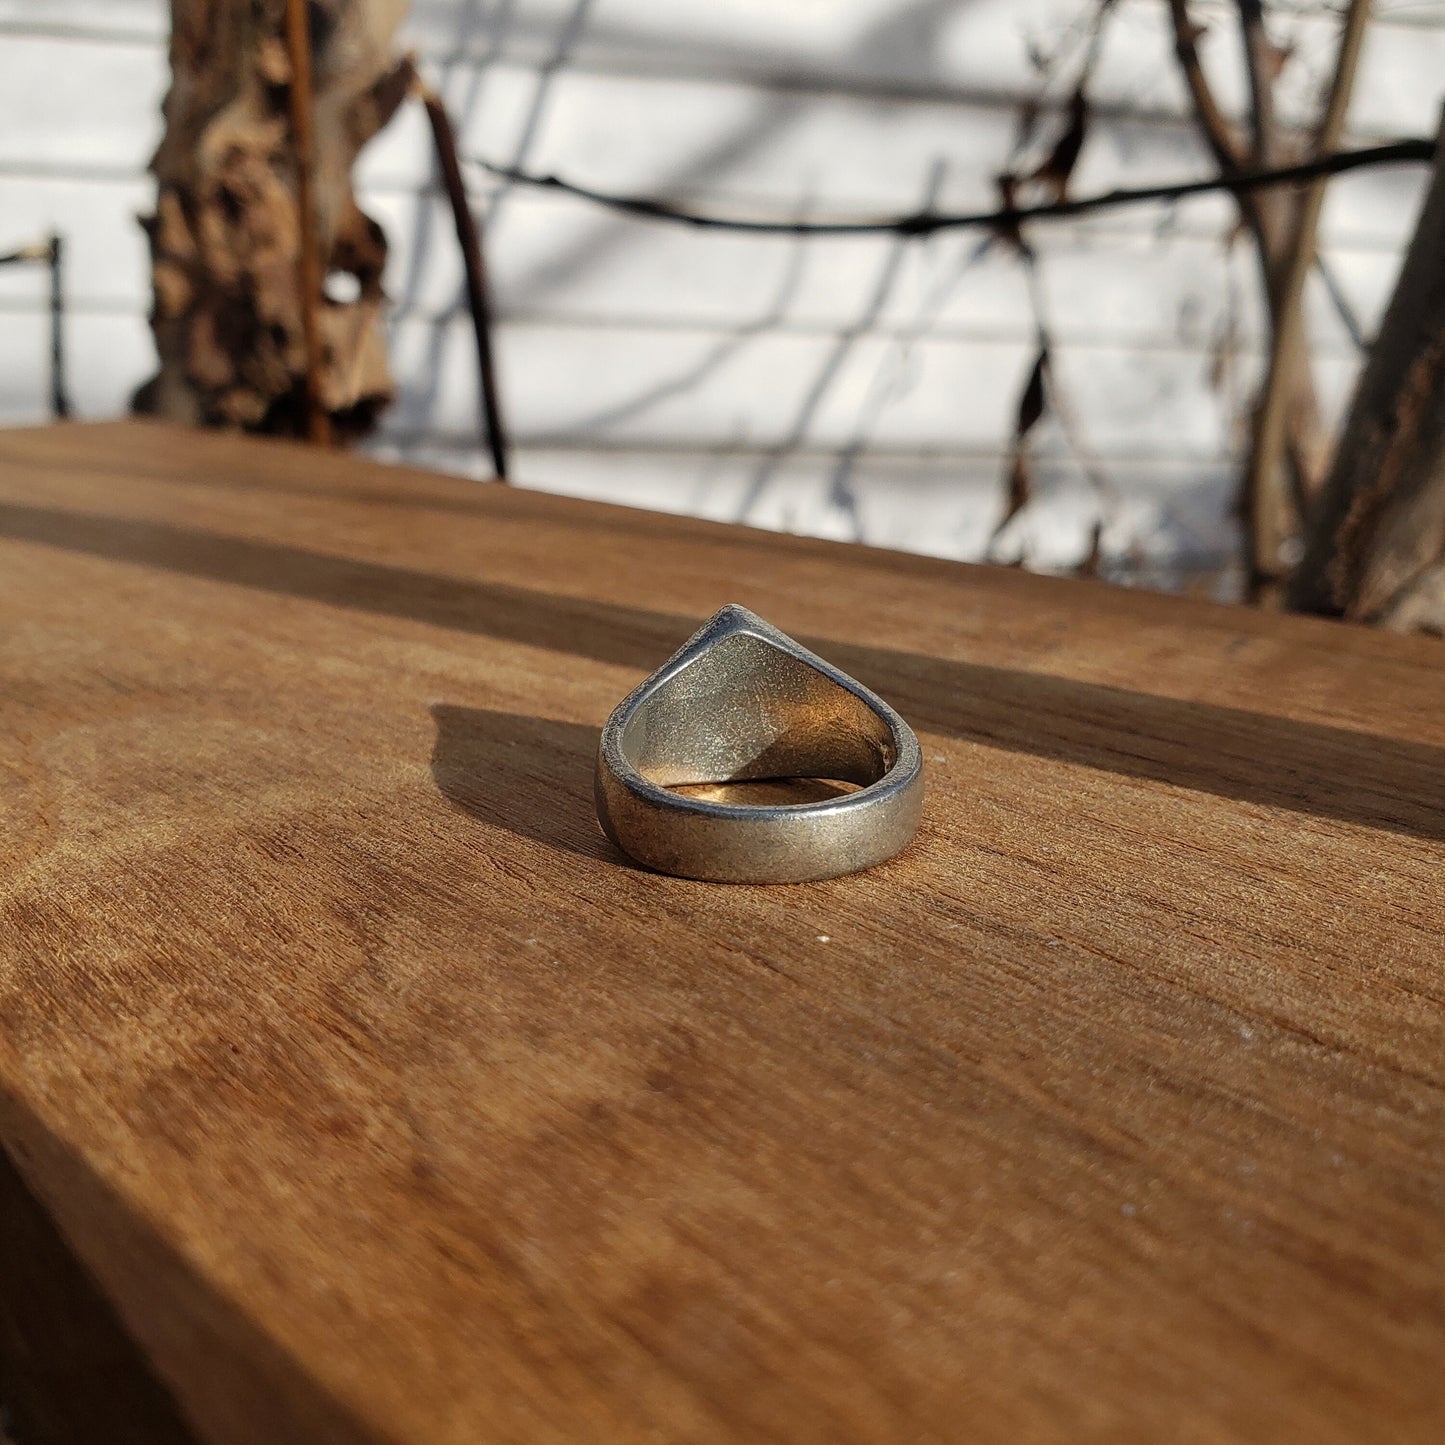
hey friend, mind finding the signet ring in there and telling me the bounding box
[595,605,924,883]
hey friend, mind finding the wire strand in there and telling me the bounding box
[466,138,1434,238]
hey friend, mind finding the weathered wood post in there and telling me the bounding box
[135,0,413,441]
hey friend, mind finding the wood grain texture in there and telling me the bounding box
[0,420,1442,1444]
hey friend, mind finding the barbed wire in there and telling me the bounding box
[466,138,1434,238]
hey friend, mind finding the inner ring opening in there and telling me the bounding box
[619,633,896,799]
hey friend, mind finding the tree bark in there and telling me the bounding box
[1288,109,1445,634]
[135,0,413,440]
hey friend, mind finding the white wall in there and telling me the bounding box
[2,0,1442,584]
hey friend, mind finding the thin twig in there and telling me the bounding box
[1017,233,1120,567]
[1166,0,1248,176]
[284,0,331,445]
[49,233,69,419]
[416,77,510,482]
[1314,251,1367,351]
[0,234,70,418]
[0,241,50,266]
[1242,0,1371,595]
[1235,0,1279,168]
[465,140,1433,238]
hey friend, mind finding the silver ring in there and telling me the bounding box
[595,605,924,883]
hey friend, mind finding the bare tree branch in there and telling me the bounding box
[416,76,510,482]
[1314,251,1367,352]
[467,141,1432,238]
[1235,0,1280,169]
[1242,0,1372,599]
[1,235,70,418]
[48,233,68,420]
[1166,0,1249,178]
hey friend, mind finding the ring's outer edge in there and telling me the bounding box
[594,604,924,883]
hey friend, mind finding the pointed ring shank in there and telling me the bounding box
[595,605,924,883]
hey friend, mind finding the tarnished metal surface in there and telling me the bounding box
[595,604,924,882]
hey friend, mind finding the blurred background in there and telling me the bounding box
[1,0,1442,601]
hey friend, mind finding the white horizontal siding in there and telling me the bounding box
[378,440,1242,577]
[0,311,152,421]
[2,307,1360,456]
[0,0,1441,578]
[6,169,1394,360]
[6,0,1440,131]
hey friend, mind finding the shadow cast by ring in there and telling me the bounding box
[429,704,633,867]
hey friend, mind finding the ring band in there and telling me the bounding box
[594,605,924,883]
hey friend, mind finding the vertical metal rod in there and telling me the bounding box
[284,0,331,445]
[48,233,70,419]
[417,80,511,482]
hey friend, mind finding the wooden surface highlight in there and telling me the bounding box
[0,421,1443,1443]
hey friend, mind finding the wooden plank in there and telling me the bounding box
[0,419,1443,1444]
